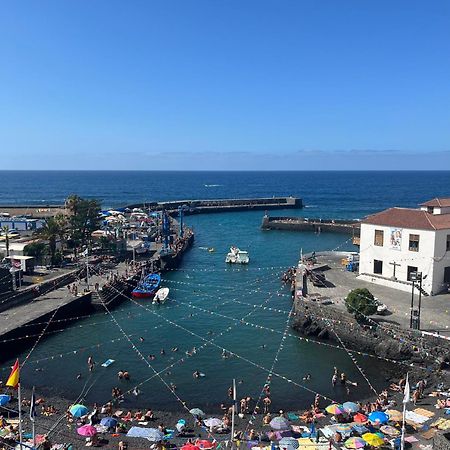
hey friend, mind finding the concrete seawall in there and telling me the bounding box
[127,196,303,214]
[292,298,450,371]
[262,215,360,234]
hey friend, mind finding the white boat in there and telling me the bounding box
[153,287,170,304]
[225,246,249,264]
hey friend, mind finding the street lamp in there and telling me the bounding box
[409,272,422,329]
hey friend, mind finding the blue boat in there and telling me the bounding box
[132,273,161,298]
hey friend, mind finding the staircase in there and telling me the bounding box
[359,273,429,296]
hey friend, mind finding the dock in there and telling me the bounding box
[126,196,303,214]
[261,215,360,238]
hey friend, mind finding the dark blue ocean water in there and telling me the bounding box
[1,170,449,219]
[2,171,450,412]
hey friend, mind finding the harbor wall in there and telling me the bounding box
[0,292,92,362]
[292,298,450,371]
[262,216,360,234]
[127,197,303,214]
[0,269,82,313]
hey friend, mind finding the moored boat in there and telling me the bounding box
[153,287,170,304]
[225,246,249,264]
[132,273,161,298]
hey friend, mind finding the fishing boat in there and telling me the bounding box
[132,273,161,298]
[153,287,170,304]
[225,246,249,264]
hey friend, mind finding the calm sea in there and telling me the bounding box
[2,171,449,411]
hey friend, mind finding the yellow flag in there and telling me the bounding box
[6,359,19,388]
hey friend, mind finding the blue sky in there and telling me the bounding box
[1,0,449,170]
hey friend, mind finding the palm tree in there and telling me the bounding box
[1,225,10,257]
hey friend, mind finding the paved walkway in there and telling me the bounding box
[306,253,450,334]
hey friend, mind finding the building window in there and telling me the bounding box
[447,235,450,252]
[374,230,384,246]
[409,234,419,252]
[373,259,383,274]
[407,266,418,281]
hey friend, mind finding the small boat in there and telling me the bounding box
[208,247,215,253]
[153,287,170,304]
[225,246,249,264]
[132,273,161,298]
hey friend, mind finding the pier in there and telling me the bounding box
[126,196,303,214]
[262,214,360,238]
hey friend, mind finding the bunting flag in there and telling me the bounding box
[6,359,20,388]
[403,373,410,404]
[30,386,36,421]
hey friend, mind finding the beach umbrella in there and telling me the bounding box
[351,424,368,435]
[190,408,205,417]
[204,418,223,428]
[77,425,97,437]
[70,404,88,417]
[279,437,299,449]
[325,404,345,415]
[270,416,291,430]
[343,402,359,413]
[100,417,118,428]
[0,395,11,406]
[195,439,215,449]
[146,428,165,442]
[385,409,402,422]
[362,433,384,447]
[380,425,400,437]
[353,413,368,424]
[181,444,200,450]
[335,424,353,434]
[368,411,389,425]
[344,437,366,449]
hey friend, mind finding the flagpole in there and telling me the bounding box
[400,373,409,450]
[231,378,236,448]
[31,386,36,449]
[18,382,23,450]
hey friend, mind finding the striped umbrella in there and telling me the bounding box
[335,424,353,434]
[343,402,359,413]
[325,404,345,415]
[270,416,291,430]
[344,437,366,449]
[279,437,299,450]
[380,425,400,436]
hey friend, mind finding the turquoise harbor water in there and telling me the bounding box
[2,171,450,411]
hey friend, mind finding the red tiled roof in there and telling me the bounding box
[363,207,450,230]
[420,197,450,207]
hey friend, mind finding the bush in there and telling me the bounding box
[345,288,377,321]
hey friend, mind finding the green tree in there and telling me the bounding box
[37,215,66,266]
[1,225,10,257]
[345,288,377,321]
[66,195,101,248]
[24,242,48,265]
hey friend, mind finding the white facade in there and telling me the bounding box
[358,223,450,295]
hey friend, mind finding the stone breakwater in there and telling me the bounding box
[291,298,450,373]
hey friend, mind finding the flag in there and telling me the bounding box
[6,359,19,388]
[30,387,36,422]
[403,373,410,404]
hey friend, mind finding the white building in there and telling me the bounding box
[358,197,450,296]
